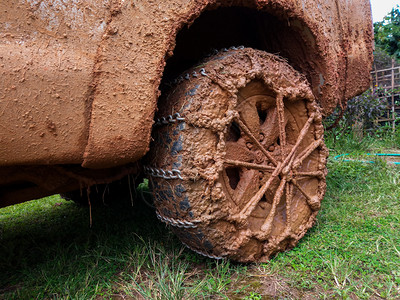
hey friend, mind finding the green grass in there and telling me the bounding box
[0,189,249,299]
[265,159,400,298]
[325,125,400,155]
[1,131,399,299]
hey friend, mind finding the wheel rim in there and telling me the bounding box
[220,80,326,245]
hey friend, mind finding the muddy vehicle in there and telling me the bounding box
[0,0,373,262]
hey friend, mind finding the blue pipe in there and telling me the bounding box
[333,153,400,165]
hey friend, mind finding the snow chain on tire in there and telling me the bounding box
[146,48,328,262]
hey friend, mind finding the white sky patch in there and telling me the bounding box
[370,0,399,23]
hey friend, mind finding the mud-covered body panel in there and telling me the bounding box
[0,0,372,205]
[0,1,109,166]
[82,0,373,168]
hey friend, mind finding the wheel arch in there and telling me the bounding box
[160,0,349,116]
[82,0,371,168]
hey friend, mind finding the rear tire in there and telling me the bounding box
[147,48,328,262]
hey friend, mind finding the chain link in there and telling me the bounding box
[181,241,224,260]
[154,112,185,127]
[170,46,244,86]
[156,211,199,229]
[144,166,183,180]
[148,111,185,179]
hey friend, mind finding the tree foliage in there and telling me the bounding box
[374,5,400,60]
[324,89,387,134]
[344,89,387,129]
[373,48,399,70]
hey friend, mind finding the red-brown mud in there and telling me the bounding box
[0,0,371,205]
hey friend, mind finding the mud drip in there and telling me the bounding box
[148,48,328,262]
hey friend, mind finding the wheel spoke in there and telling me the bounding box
[235,118,278,166]
[280,113,316,171]
[276,94,287,156]
[284,183,293,234]
[237,163,282,219]
[291,179,320,211]
[292,139,323,169]
[224,160,275,172]
[260,177,287,235]
[292,113,315,151]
